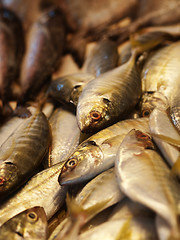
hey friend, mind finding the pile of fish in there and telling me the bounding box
[0,0,180,239]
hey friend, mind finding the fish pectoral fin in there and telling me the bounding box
[151,133,180,148]
[115,218,132,240]
[66,193,111,224]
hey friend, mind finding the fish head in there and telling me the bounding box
[0,162,18,196]
[58,140,104,185]
[140,92,168,117]
[0,207,48,239]
[77,97,111,133]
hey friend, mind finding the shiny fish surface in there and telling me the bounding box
[0,8,24,105]
[77,52,141,133]
[20,8,65,100]
[115,129,180,238]
[48,73,94,107]
[48,108,81,166]
[149,108,180,166]
[141,40,180,132]
[83,39,118,77]
[0,162,67,226]
[0,206,48,240]
[0,110,51,198]
[59,117,149,185]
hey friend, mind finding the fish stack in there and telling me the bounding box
[0,0,180,239]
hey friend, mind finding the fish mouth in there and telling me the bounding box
[58,173,86,186]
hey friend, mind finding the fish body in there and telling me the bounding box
[0,8,24,104]
[141,41,180,131]
[0,206,48,240]
[48,73,94,107]
[48,108,81,166]
[83,39,118,77]
[115,129,180,238]
[0,110,51,198]
[59,117,149,185]
[0,161,67,226]
[77,52,141,133]
[20,8,65,100]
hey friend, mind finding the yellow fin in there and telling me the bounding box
[151,133,180,148]
[115,218,132,240]
[66,193,111,224]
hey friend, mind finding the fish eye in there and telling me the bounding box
[88,140,97,146]
[90,111,101,121]
[0,176,5,186]
[142,109,151,117]
[136,131,151,141]
[27,212,38,222]
[66,158,78,168]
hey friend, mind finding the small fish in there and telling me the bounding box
[0,161,67,226]
[47,108,81,167]
[0,109,51,198]
[115,129,180,238]
[0,206,48,240]
[83,39,118,77]
[141,40,180,132]
[59,117,149,185]
[20,8,65,101]
[48,73,94,107]
[0,8,24,112]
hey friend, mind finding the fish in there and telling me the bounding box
[20,8,65,101]
[0,8,24,113]
[83,39,118,77]
[115,129,180,238]
[149,107,180,167]
[47,108,81,167]
[54,168,124,240]
[59,117,149,185]
[0,161,67,226]
[0,206,48,240]
[48,73,94,107]
[77,50,141,133]
[0,109,51,198]
[141,40,180,132]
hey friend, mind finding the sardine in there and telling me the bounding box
[48,73,94,107]
[141,40,180,132]
[83,39,118,77]
[59,117,149,185]
[115,129,180,238]
[0,109,51,198]
[77,51,141,133]
[0,206,48,240]
[48,108,81,167]
[0,161,67,226]
[20,8,65,101]
[0,8,24,109]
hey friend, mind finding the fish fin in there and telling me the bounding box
[130,31,170,55]
[151,133,180,148]
[171,157,180,180]
[115,218,132,240]
[66,193,111,225]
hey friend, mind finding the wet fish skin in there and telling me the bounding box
[0,161,67,226]
[115,129,180,238]
[20,8,65,100]
[48,108,81,167]
[59,117,149,186]
[0,206,48,240]
[0,8,24,104]
[48,73,94,107]
[77,52,141,133]
[83,39,118,77]
[0,110,51,198]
